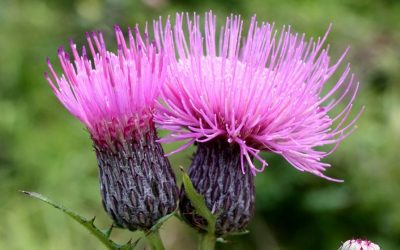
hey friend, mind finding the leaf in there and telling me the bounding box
[21,191,127,250]
[216,229,250,243]
[180,169,217,234]
[173,212,185,222]
[149,211,176,233]
[215,230,250,244]
[102,224,115,239]
[119,238,142,250]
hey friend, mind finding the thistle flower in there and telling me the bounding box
[45,25,178,231]
[339,239,380,250]
[155,12,362,235]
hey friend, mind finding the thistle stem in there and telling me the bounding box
[198,233,216,250]
[146,230,165,250]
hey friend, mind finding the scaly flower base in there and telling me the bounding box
[95,122,178,231]
[180,139,255,236]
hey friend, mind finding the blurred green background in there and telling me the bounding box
[1,0,399,249]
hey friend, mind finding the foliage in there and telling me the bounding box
[21,191,138,250]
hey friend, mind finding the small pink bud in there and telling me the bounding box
[339,239,380,250]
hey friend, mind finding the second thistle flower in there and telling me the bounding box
[156,12,362,235]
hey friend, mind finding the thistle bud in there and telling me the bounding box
[95,119,178,230]
[179,139,255,235]
[338,239,380,250]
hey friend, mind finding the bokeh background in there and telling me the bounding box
[1,0,399,249]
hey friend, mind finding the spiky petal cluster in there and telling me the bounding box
[46,26,165,148]
[45,26,178,231]
[338,239,380,250]
[156,12,362,180]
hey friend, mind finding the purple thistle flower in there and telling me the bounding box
[339,239,380,250]
[157,12,362,180]
[155,12,362,235]
[45,25,178,231]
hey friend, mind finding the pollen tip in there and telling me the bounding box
[69,38,75,46]
[57,46,64,54]
[134,25,140,34]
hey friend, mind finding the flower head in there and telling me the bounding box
[46,25,164,149]
[156,12,362,180]
[45,25,178,231]
[339,239,380,250]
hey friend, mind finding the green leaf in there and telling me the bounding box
[145,230,165,250]
[119,238,141,250]
[180,169,217,234]
[173,212,185,222]
[102,224,115,239]
[216,229,250,244]
[149,211,176,233]
[21,191,133,250]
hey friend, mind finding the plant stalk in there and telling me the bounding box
[198,233,216,250]
[146,230,165,250]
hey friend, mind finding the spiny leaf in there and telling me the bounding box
[102,224,115,238]
[173,212,185,222]
[120,238,142,250]
[180,168,217,234]
[90,216,96,225]
[149,211,176,233]
[21,191,123,250]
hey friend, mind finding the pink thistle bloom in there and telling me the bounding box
[45,25,178,231]
[46,26,164,148]
[156,12,363,181]
[339,239,380,250]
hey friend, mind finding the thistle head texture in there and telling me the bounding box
[45,25,165,149]
[338,239,380,250]
[45,25,178,231]
[156,12,363,180]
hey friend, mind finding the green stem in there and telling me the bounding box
[198,233,216,250]
[146,230,165,250]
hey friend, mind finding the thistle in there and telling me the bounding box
[45,25,178,231]
[156,12,362,235]
[338,239,380,250]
